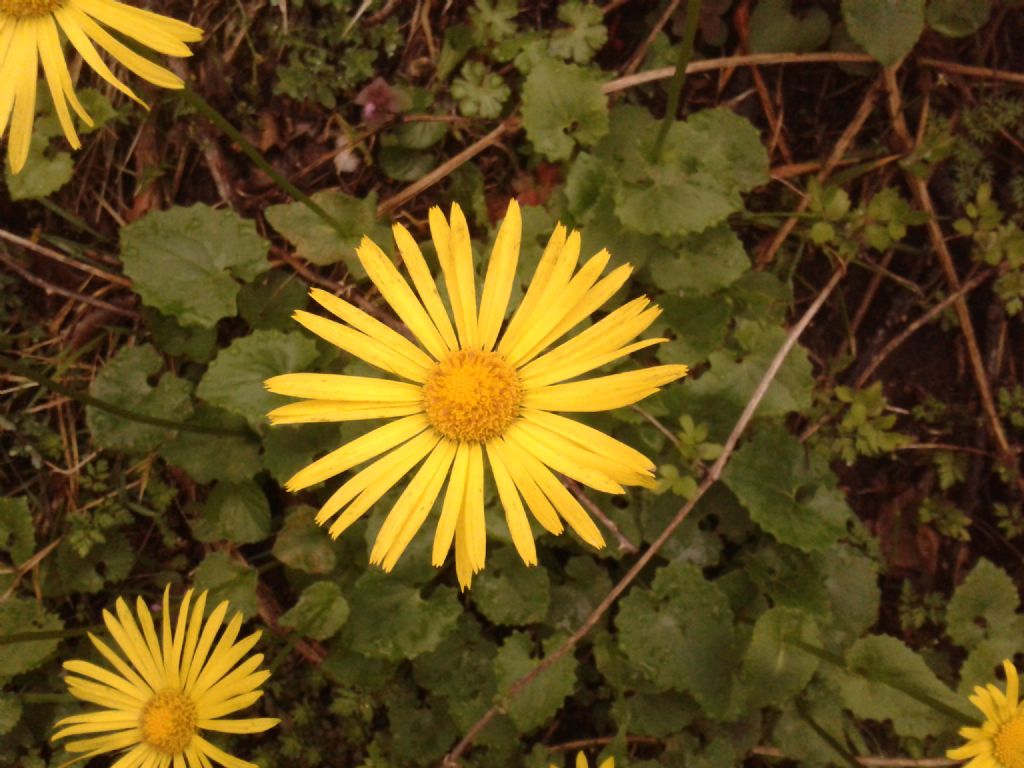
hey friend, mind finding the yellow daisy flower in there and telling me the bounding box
[266,199,687,589]
[52,587,279,768]
[550,752,614,768]
[0,0,202,173]
[948,659,1024,768]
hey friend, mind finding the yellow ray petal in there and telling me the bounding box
[185,611,244,693]
[74,0,200,56]
[522,338,665,390]
[356,236,449,360]
[178,599,229,690]
[317,429,440,531]
[486,440,537,565]
[497,222,567,354]
[53,7,145,107]
[507,442,606,549]
[522,409,654,475]
[432,441,470,566]
[454,505,474,590]
[195,690,263,721]
[505,421,625,494]
[432,203,479,349]
[63,5,184,89]
[1005,660,1019,709]
[177,591,210,687]
[293,308,430,382]
[392,222,458,350]
[477,200,522,352]
[7,19,38,174]
[523,365,688,412]
[85,633,152,698]
[193,734,260,768]
[132,596,167,681]
[36,15,91,149]
[284,414,429,492]
[60,727,142,754]
[464,442,486,572]
[190,629,261,699]
[491,437,563,535]
[265,372,422,402]
[103,600,162,691]
[267,400,421,425]
[64,677,143,710]
[196,717,280,734]
[51,718,139,740]
[373,439,457,571]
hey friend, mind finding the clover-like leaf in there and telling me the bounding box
[451,61,511,119]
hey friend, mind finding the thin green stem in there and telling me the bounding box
[790,639,977,726]
[651,0,702,161]
[181,88,348,236]
[0,355,249,438]
[0,625,102,646]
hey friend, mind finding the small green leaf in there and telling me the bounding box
[265,190,383,266]
[120,205,269,328]
[494,631,578,731]
[0,598,63,679]
[192,480,271,544]
[655,294,731,367]
[647,224,750,295]
[193,552,259,619]
[159,406,260,483]
[451,61,510,118]
[946,558,1022,651]
[522,59,608,161]
[0,496,34,567]
[272,506,336,574]
[0,692,22,735]
[197,330,319,430]
[86,345,193,453]
[842,0,925,65]
[341,571,460,661]
[472,547,551,626]
[237,271,310,331]
[838,634,965,738]
[749,0,831,53]
[280,581,349,640]
[550,1,607,63]
[5,134,73,200]
[740,607,820,710]
[926,0,992,37]
[724,426,848,552]
[145,308,217,362]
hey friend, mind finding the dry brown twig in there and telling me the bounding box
[442,266,846,766]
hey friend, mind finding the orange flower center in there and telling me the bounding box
[0,0,64,17]
[995,715,1024,768]
[423,349,521,442]
[140,690,197,755]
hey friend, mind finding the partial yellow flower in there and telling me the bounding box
[52,587,279,768]
[550,752,615,768]
[0,0,202,173]
[267,199,687,589]
[948,659,1024,768]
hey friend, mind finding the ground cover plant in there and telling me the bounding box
[2,0,1024,766]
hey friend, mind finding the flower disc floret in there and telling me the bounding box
[0,0,62,16]
[423,350,521,442]
[140,690,197,755]
[948,659,1024,768]
[995,717,1024,768]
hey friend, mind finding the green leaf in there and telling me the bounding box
[838,634,965,738]
[655,294,731,367]
[740,608,820,710]
[494,631,578,731]
[957,639,1020,695]
[273,506,336,574]
[265,190,383,266]
[197,329,319,430]
[469,0,518,44]
[192,480,271,544]
[237,270,310,331]
[193,552,259,619]
[616,561,739,717]
[378,146,437,182]
[145,308,217,362]
[946,558,1022,651]
[472,547,551,626]
[647,224,750,295]
[43,532,135,596]
[0,598,63,679]
[749,0,831,53]
[86,344,193,453]
[611,690,695,738]
[451,61,510,119]
[120,204,269,328]
[724,426,849,552]
[823,543,880,642]
[4,134,73,200]
[926,0,992,37]
[521,59,608,161]
[280,581,350,641]
[842,0,925,65]
[0,692,22,736]
[159,406,260,483]
[341,571,460,661]
[550,1,608,63]
[261,423,341,485]
[0,496,35,566]
[413,616,498,729]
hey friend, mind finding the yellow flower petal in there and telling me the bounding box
[524,364,688,412]
[265,372,423,403]
[432,441,471,567]
[393,222,459,350]
[477,199,522,352]
[486,439,537,566]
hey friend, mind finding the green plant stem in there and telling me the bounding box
[0,625,102,646]
[181,87,347,236]
[789,639,977,726]
[651,0,702,161]
[0,355,248,438]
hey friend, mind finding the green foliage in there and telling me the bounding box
[192,479,272,544]
[955,184,1024,315]
[451,61,510,119]
[193,552,260,619]
[820,383,913,465]
[926,0,992,38]
[265,191,385,267]
[280,581,350,640]
[946,558,1023,651]
[120,205,269,328]
[521,59,608,161]
[748,0,830,53]
[494,631,578,731]
[842,0,925,65]
[0,599,63,679]
[549,1,607,63]
[472,547,551,625]
[273,506,337,574]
